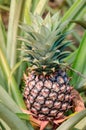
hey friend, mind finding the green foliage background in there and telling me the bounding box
[0,0,86,130]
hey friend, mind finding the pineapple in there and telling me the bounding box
[19,13,73,122]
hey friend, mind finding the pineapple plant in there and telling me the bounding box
[0,0,86,130]
[19,13,74,124]
[18,13,85,129]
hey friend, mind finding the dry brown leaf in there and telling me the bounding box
[71,89,85,112]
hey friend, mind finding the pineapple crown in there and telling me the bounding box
[19,13,72,74]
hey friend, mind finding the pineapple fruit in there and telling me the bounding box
[20,13,73,124]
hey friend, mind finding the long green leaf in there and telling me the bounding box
[70,31,86,88]
[64,50,78,64]
[24,0,32,24]
[68,6,86,31]
[7,0,25,68]
[62,0,86,32]
[0,85,33,130]
[0,103,29,130]
[74,117,86,130]
[71,20,86,29]
[0,119,11,130]
[62,0,85,22]
[57,110,86,130]
[0,68,7,90]
[34,0,49,15]
[0,48,25,109]
[0,86,21,113]
[0,15,6,55]
[17,113,30,120]
[31,0,40,13]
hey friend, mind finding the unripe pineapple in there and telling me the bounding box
[19,13,73,122]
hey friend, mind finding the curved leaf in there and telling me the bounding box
[70,31,86,88]
[0,86,21,113]
[0,103,29,130]
[74,117,86,130]
[57,110,86,130]
[62,0,85,23]
[0,48,25,108]
[71,20,86,29]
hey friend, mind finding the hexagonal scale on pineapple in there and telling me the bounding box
[25,87,29,91]
[54,101,61,109]
[35,81,43,91]
[29,95,34,103]
[28,73,35,81]
[57,112,64,118]
[57,76,64,84]
[41,107,49,114]
[66,86,71,93]
[60,71,66,77]
[44,80,52,89]
[26,99,31,109]
[52,83,60,92]
[38,114,46,120]
[58,94,64,101]
[29,80,35,90]
[41,88,50,97]
[24,89,29,95]
[35,75,39,82]
[33,102,41,110]
[31,88,38,95]
[31,107,38,115]
[49,92,57,101]
[61,103,68,110]
[60,84,66,92]
[65,94,70,101]
[64,77,68,84]
[45,100,53,108]
[50,109,57,116]
[36,96,44,104]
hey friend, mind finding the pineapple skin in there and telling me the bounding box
[23,69,72,121]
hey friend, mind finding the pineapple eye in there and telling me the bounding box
[41,88,50,97]
[58,94,64,101]
[33,102,40,110]
[49,92,57,101]
[60,85,66,92]
[45,100,53,108]
[35,81,43,90]
[54,102,61,109]
[29,95,34,103]
[65,95,69,101]
[60,71,66,77]
[57,76,64,84]
[50,109,57,116]
[61,103,68,110]
[38,114,45,120]
[31,107,37,115]
[31,88,38,95]
[52,83,60,92]
[57,112,64,118]
[26,99,31,109]
[41,107,49,114]
[66,86,71,92]
[28,74,35,81]
[64,77,69,84]
[29,80,35,90]
[44,80,52,89]
[36,96,44,104]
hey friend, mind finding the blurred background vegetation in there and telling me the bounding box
[0,0,86,130]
